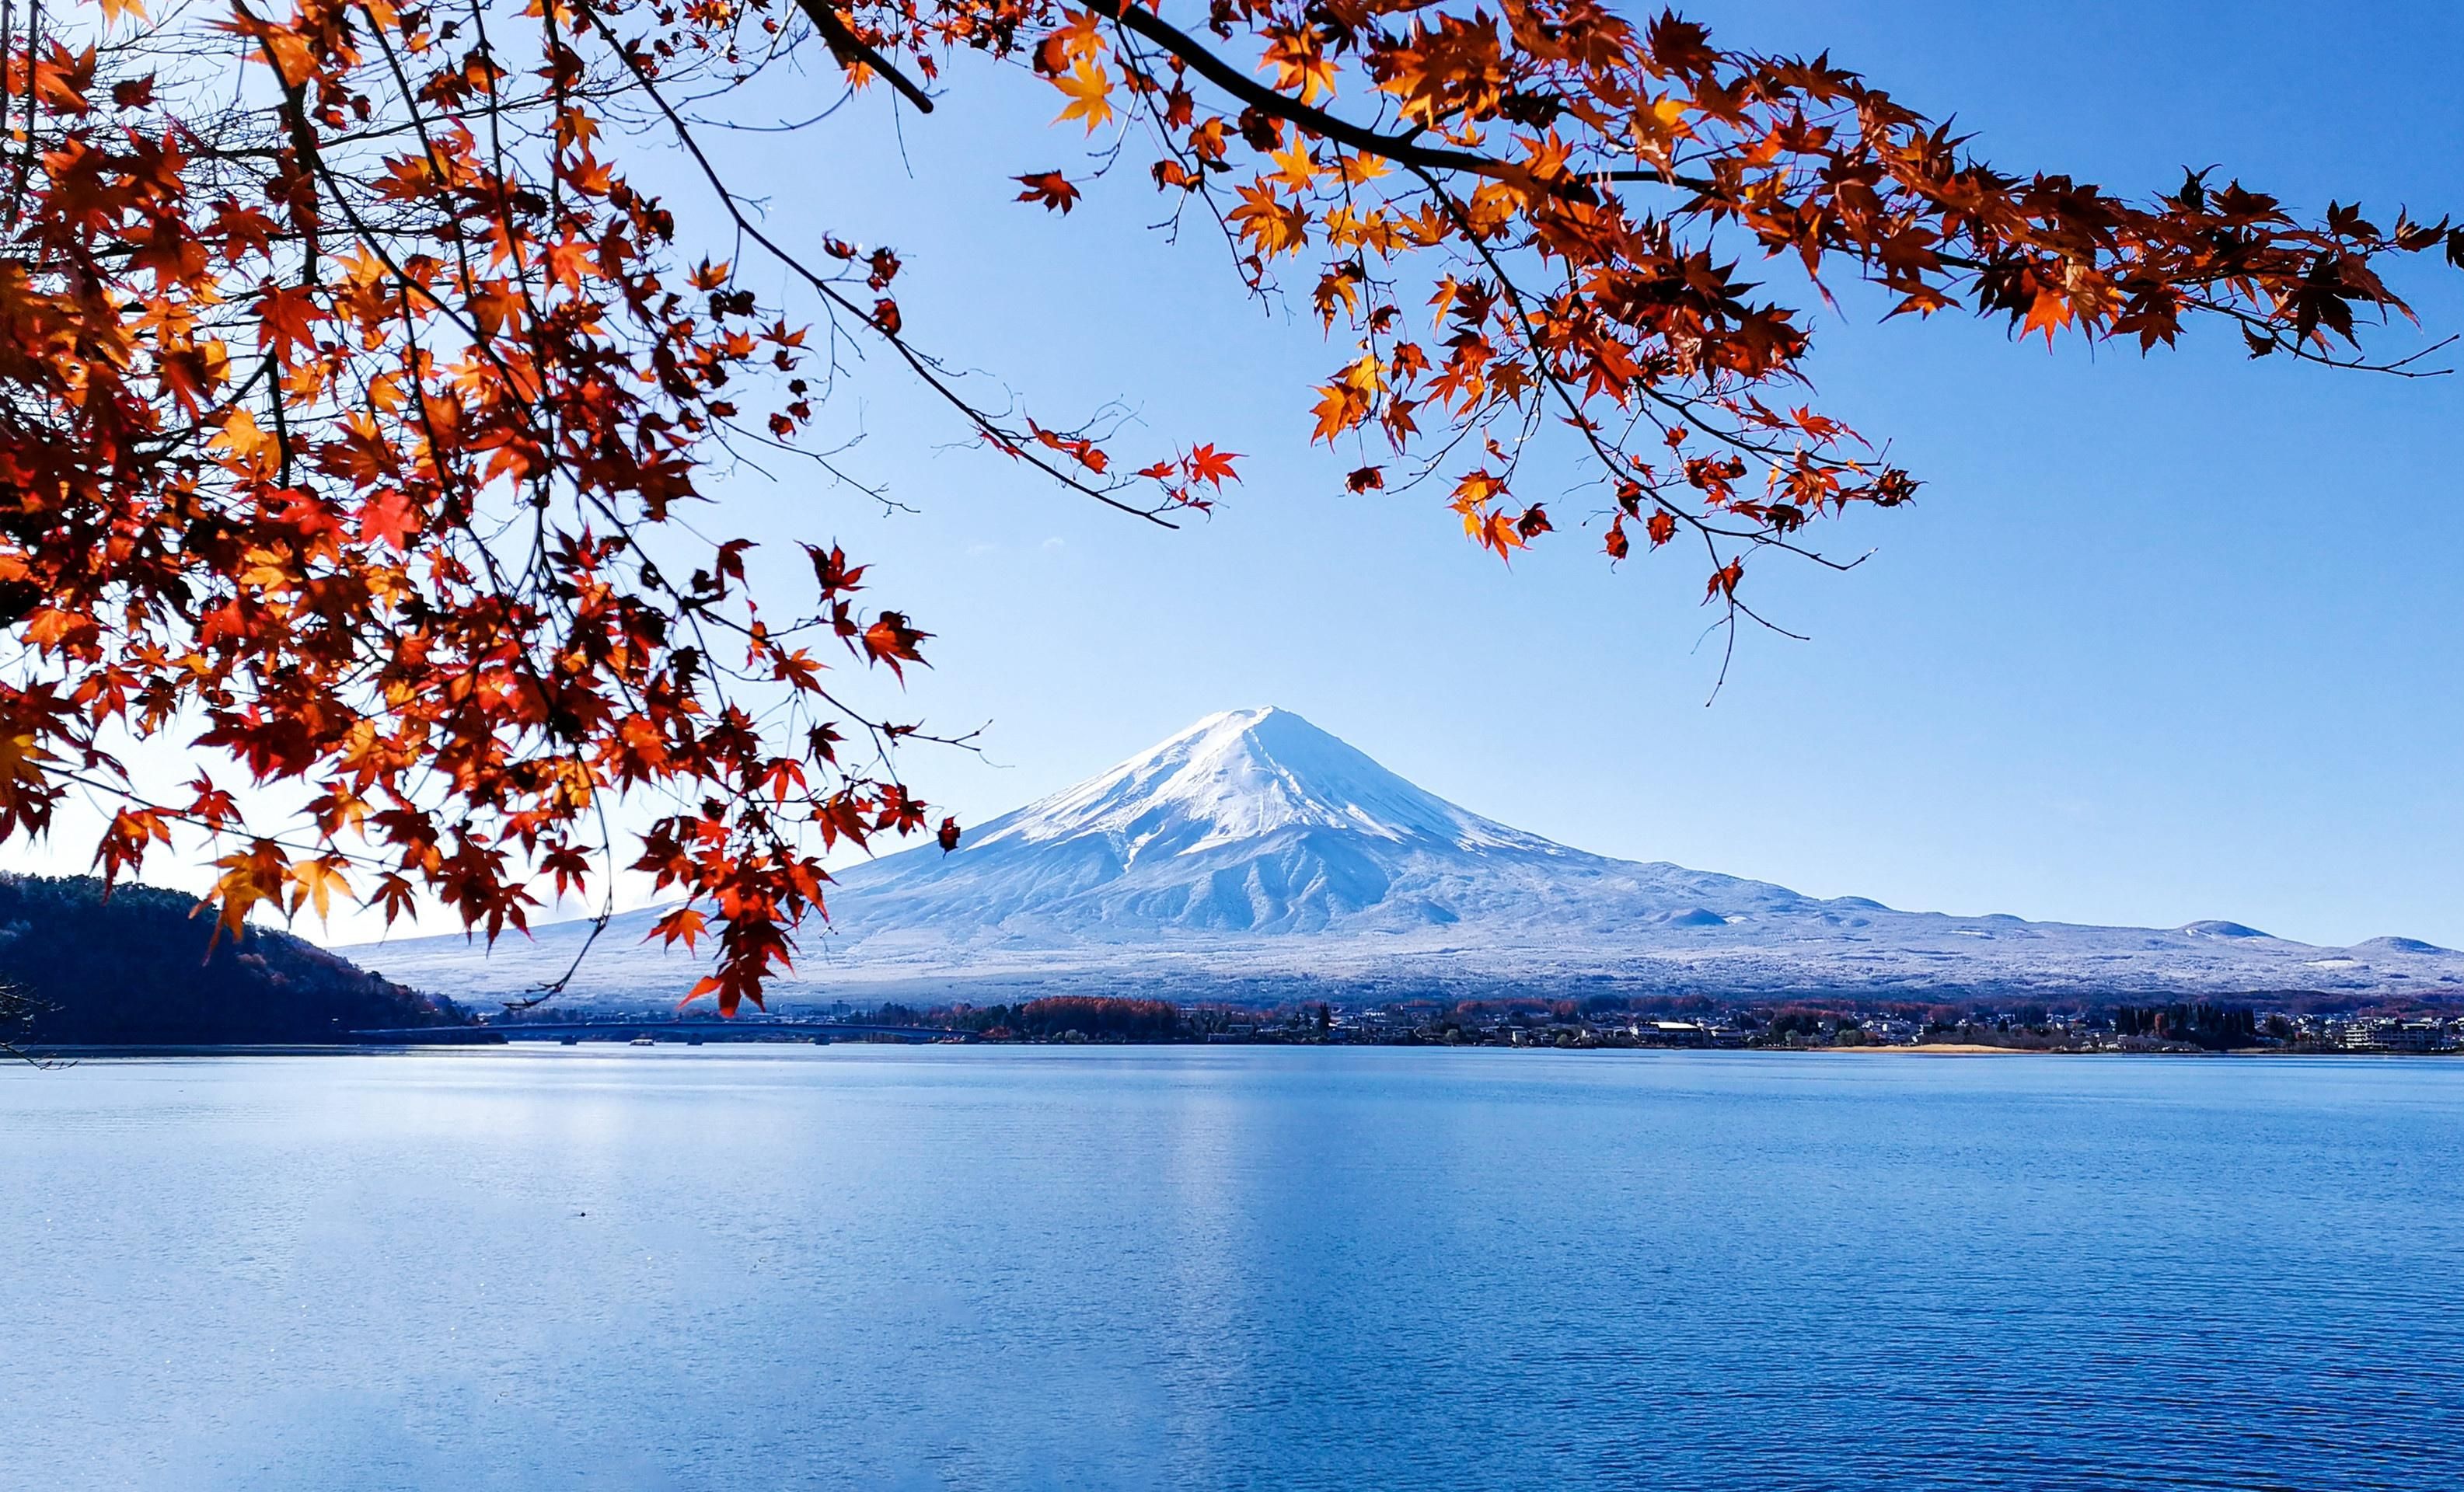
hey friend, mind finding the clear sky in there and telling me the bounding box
[15,1,2463,950]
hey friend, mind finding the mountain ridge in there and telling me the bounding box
[352,707,2464,1007]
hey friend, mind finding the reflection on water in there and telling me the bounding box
[4,1047,2461,1490]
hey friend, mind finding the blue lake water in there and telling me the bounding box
[3,1047,2461,1490]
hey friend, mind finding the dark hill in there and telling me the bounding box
[0,875,466,1046]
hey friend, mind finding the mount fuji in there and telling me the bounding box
[354,707,2464,1006]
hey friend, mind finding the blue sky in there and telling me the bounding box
[654,0,2460,949]
[18,1,2462,950]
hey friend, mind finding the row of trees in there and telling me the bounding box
[900,996,1205,1040]
[877,995,1351,1039]
[2111,1003,2260,1051]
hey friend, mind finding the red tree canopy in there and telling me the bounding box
[1,1,2452,1009]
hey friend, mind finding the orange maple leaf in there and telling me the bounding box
[1051,60,1114,133]
[1183,444,1241,488]
[861,612,930,679]
[1014,171,1082,213]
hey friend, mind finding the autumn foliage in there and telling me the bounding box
[2,2,2452,1010]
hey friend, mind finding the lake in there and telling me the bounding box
[2,1047,2459,1490]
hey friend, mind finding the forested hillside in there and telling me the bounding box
[0,877,465,1046]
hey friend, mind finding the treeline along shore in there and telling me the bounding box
[487,992,2463,1055]
[0,875,467,1049]
[3,873,2458,1055]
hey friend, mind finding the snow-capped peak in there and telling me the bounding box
[965,706,1568,863]
[354,707,2464,1006]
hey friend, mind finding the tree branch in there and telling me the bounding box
[795,0,934,114]
[1087,1,1548,186]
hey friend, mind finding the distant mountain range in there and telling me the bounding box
[354,708,2464,1008]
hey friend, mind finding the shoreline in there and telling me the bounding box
[15,1040,2460,1061]
[1827,1042,2030,1056]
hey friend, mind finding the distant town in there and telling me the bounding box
[473,995,2464,1055]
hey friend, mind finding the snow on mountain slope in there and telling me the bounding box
[352,708,2464,1006]
[827,708,1755,939]
[967,707,1566,858]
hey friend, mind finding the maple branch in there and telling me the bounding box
[2191,303,2455,378]
[589,16,1184,528]
[1083,1,1728,210]
[259,350,294,488]
[231,0,325,281]
[794,0,934,114]
[47,762,435,892]
[1402,158,1862,579]
[1087,0,1590,196]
